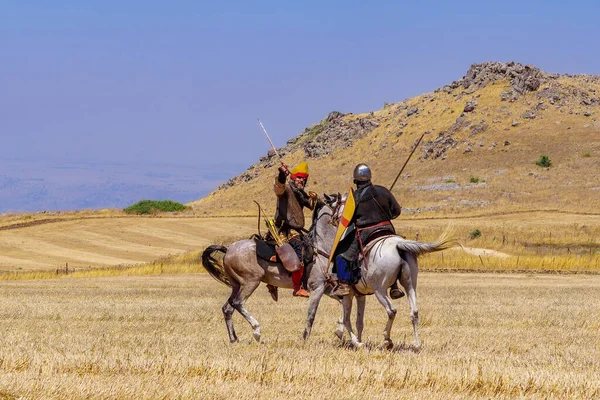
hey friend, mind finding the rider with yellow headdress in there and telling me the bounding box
[269,161,319,298]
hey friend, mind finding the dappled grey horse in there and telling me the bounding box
[201,196,345,343]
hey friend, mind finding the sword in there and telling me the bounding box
[389,131,427,192]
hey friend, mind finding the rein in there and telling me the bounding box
[307,203,337,281]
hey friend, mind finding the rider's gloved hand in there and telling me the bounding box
[277,164,288,184]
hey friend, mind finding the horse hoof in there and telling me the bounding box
[354,342,365,349]
[335,328,344,340]
[382,339,393,350]
[253,330,261,342]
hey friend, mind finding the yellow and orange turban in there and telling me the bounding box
[290,161,309,179]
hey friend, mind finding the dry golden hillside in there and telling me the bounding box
[190,62,600,217]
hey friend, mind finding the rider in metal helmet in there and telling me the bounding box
[332,162,404,299]
[353,163,372,183]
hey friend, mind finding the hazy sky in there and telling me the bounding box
[2,1,599,169]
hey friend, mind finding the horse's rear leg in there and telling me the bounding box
[223,282,242,343]
[373,288,396,350]
[399,258,420,349]
[356,295,366,343]
[222,301,238,343]
[230,279,262,342]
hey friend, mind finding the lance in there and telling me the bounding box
[257,118,282,160]
[389,131,427,192]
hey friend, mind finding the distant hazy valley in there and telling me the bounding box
[0,159,244,213]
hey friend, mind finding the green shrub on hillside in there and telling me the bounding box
[535,155,552,168]
[300,120,326,143]
[583,152,591,157]
[470,176,480,184]
[469,229,482,239]
[124,200,188,215]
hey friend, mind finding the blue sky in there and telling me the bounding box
[1,0,599,169]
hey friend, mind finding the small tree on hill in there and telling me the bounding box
[536,155,552,168]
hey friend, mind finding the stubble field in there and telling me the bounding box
[1,212,599,275]
[1,272,599,399]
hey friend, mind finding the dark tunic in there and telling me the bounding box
[353,183,401,228]
[337,181,401,263]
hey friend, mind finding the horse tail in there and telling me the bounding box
[201,245,232,287]
[395,229,458,256]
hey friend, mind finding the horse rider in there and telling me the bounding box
[268,161,319,299]
[331,163,405,299]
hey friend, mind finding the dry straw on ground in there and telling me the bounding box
[1,273,598,399]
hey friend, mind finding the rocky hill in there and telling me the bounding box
[190,62,600,217]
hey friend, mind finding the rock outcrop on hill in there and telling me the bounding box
[442,61,556,95]
[219,111,380,189]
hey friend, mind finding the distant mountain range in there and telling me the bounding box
[0,159,245,213]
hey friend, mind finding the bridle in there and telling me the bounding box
[328,193,344,227]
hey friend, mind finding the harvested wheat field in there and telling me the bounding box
[1,211,599,275]
[1,272,598,399]
[0,215,255,272]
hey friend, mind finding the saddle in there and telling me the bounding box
[253,236,314,267]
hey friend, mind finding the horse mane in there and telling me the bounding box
[307,200,325,241]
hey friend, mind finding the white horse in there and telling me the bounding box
[332,203,456,350]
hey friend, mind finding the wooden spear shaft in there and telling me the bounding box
[389,132,427,192]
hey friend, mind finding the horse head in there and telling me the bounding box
[308,193,339,246]
[321,192,348,227]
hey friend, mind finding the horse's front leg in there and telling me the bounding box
[342,293,363,348]
[373,288,397,350]
[356,295,366,343]
[335,301,344,340]
[303,284,325,340]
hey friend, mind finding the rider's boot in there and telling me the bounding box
[266,284,278,302]
[389,281,405,299]
[292,267,309,298]
[331,256,351,297]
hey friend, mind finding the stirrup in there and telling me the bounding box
[390,287,405,299]
[331,282,350,297]
[266,284,278,302]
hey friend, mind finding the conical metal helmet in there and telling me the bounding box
[353,163,372,182]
